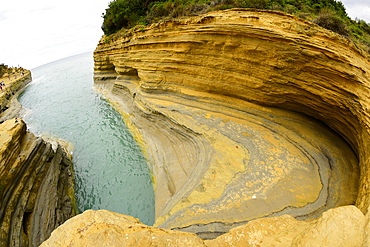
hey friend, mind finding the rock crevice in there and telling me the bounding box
[0,72,76,246]
[0,118,76,247]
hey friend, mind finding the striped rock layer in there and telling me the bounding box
[0,119,76,246]
[94,9,368,238]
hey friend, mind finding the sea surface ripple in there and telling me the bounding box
[19,52,154,225]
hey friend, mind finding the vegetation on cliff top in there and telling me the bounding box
[102,0,370,53]
[0,64,23,78]
[0,64,11,78]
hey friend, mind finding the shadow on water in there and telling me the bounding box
[18,52,154,225]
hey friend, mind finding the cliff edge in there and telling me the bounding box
[0,72,76,246]
[0,118,76,247]
[0,70,32,121]
[45,8,370,245]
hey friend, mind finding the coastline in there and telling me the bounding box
[93,8,365,238]
[0,69,77,246]
[0,69,32,122]
[40,8,370,246]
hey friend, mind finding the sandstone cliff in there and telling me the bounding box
[92,7,370,239]
[0,72,76,246]
[40,206,366,246]
[0,118,76,247]
[37,7,370,246]
[0,70,32,121]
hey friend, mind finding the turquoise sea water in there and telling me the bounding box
[18,52,154,225]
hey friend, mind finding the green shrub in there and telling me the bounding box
[313,9,348,36]
[146,0,211,23]
[102,0,354,34]
[101,0,370,53]
[0,64,8,78]
[102,0,158,35]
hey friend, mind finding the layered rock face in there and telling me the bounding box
[0,71,32,121]
[92,8,370,239]
[0,118,76,247]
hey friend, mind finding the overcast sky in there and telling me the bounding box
[1,0,369,69]
[1,0,110,69]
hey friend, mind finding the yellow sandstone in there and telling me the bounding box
[43,8,370,246]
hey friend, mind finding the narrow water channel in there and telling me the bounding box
[18,52,154,225]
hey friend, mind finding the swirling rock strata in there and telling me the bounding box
[0,118,76,247]
[94,9,368,238]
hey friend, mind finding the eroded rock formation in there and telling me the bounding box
[91,8,370,240]
[41,206,366,246]
[0,70,76,246]
[0,71,32,121]
[38,7,370,246]
[0,118,76,247]
[40,210,205,247]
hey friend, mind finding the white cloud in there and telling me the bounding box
[340,0,370,23]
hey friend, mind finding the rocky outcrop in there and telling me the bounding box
[206,205,365,247]
[41,205,367,246]
[92,7,370,240]
[40,209,205,247]
[0,118,76,247]
[0,71,32,121]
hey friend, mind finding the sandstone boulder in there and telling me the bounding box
[205,206,365,246]
[41,206,366,246]
[40,210,205,247]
